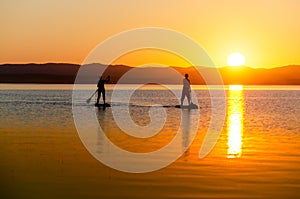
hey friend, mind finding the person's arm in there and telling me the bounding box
[104,75,110,82]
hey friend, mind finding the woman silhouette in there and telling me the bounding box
[181,73,191,106]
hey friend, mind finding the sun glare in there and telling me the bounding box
[229,85,243,91]
[227,52,245,67]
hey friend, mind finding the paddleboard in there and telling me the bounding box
[175,104,198,109]
[95,103,111,107]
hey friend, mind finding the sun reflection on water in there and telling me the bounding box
[227,85,244,158]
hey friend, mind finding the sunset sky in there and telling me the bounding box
[1,0,299,68]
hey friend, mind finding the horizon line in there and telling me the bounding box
[1,62,300,69]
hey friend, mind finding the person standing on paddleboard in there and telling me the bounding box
[96,75,110,105]
[181,73,191,106]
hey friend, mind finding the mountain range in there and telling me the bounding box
[0,63,299,85]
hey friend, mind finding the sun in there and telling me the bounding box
[227,52,246,67]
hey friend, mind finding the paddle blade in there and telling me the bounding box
[86,97,92,104]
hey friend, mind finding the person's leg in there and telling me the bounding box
[96,90,100,104]
[181,90,185,106]
[103,90,106,104]
[187,91,191,105]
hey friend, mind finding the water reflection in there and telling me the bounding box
[227,85,244,158]
[181,110,191,160]
[96,109,115,155]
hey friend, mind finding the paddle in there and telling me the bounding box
[86,90,98,104]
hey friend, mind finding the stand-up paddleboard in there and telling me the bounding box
[129,104,199,109]
[94,103,197,109]
[94,103,111,107]
[175,103,198,109]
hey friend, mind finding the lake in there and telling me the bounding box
[0,84,300,199]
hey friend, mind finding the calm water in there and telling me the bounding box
[0,84,300,199]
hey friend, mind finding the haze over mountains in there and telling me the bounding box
[0,63,299,85]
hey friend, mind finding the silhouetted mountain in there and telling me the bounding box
[219,65,300,85]
[0,63,80,83]
[0,63,299,85]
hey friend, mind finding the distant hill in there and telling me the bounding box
[219,65,300,85]
[0,63,299,85]
[0,63,80,84]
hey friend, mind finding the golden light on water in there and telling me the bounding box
[227,85,244,158]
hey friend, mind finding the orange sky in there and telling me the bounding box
[1,0,299,68]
